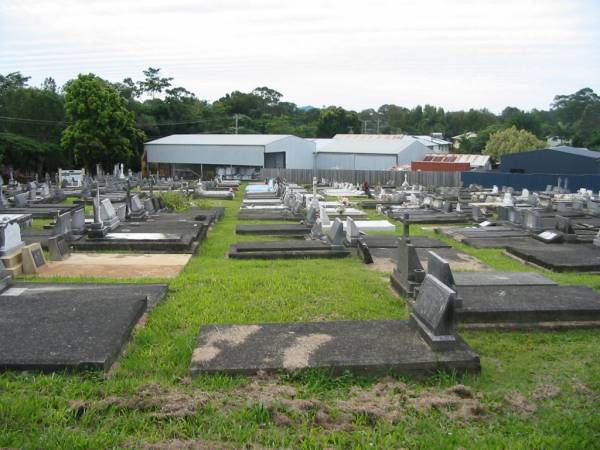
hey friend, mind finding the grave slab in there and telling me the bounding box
[0,282,168,372]
[190,321,480,377]
[506,242,600,272]
[458,285,600,328]
[38,253,191,279]
[453,272,556,287]
[235,224,309,236]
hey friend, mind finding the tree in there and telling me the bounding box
[573,103,600,149]
[137,67,173,98]
[483,126,546,161]
[252,87,282,107]
[0,72,30,93]
[316,106,360,137]
[41,77,57,93]
[61,74,145,172]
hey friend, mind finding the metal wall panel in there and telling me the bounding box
[146,144,264,166]
[354,154,397,170]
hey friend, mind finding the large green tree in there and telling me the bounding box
[483,126,546,161]
[316,106,360,137]
[61,74,144,172]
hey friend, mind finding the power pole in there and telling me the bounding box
[234,114,239,134]
[376,118,381,134]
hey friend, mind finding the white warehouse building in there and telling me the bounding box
[144,134,315,178]
[314,134,435,170]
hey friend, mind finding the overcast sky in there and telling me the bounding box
[1,0,599,113]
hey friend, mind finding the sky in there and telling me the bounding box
[1,0,599,113]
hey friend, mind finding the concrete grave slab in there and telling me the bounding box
[507,241,600,272]
[458,285,600,329]
[38,253,191,279]
[0,282,167,372]
[190,320,480,377]
[235,224,310,237]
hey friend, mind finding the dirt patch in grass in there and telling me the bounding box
[75,377,491,431]
[98,383,213,419]
[504,391,537,415]
[142,439,266,450]
[532,384,561,401]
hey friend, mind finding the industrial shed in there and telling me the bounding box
[144,134,315,178]
[499,146,600,175]
[315,134,431,170]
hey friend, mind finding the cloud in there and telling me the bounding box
[0,0,598,112]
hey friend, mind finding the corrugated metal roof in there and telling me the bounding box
[145,134,293,146]
[333,134,405,140]
[421,153,490,167]
[551,146,600,159]
[318,135,422,154]
[414,135,452,146]
[307,138,334,150]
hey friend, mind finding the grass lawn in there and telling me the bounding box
[1,189,599,449]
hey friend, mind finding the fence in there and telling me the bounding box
[259,168,461,187]
[461,172,600,192]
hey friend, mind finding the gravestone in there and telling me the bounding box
[328,219,345,247]
[71,208,86,234]
[472,205,485,222]
[54,211,72,236]
[88,192,109,238]
[0,181,6,209]
[496,206,509,221]
[390,238,425,297]
[144,198,156,214]
[48,234,71,261]
[310,220,323,239]
[14,192,28,207]
[0,221,25,256]
[0,259,12,291]
[410,274,457,350]
[128,194,148,220]
[594,229,600,247]
[554,215,576,241]
[100,199,121,230]
[21,243,47,274]
[345,217,361,245]
[426,251,455,289]
[522,209,543,232]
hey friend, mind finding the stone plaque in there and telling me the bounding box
[413,274,456,336]
[426,252,455,288]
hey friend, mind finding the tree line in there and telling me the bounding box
[0,68,598,175]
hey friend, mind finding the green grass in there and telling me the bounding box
[1,188,599,449]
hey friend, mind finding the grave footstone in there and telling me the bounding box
[410,274,457,350]
[0,259,12,290]
[21,243,46,274]
[128,194,148,220]
[144,198,156,214]
[100,199,121,230]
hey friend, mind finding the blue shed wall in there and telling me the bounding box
[461,172,600,191]
[499,149,600,174]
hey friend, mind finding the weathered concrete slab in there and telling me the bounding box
[229,240,349,259]
[462,236,536,249]
[238,211,302,221]
[0,283,166,372]
[235,224,309,236]
[453,271,556,286]
[506,242,600,272]
[190,321,480,377]
[365,247,488,273]
[458,285,600,328]
[38,253,191,279]
[361,235,450,249]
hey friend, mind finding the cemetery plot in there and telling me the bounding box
[190,274,480,377]
[235,224,311,237]
[506,241,600,272]
[228,239,350,259]
[38,253,191,279]
[0,282,167,372]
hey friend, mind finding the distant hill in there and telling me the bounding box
[299,105,317,111]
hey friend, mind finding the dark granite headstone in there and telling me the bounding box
[390,238,425,297]
[410,274,457,349]
[426,251,455,289]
